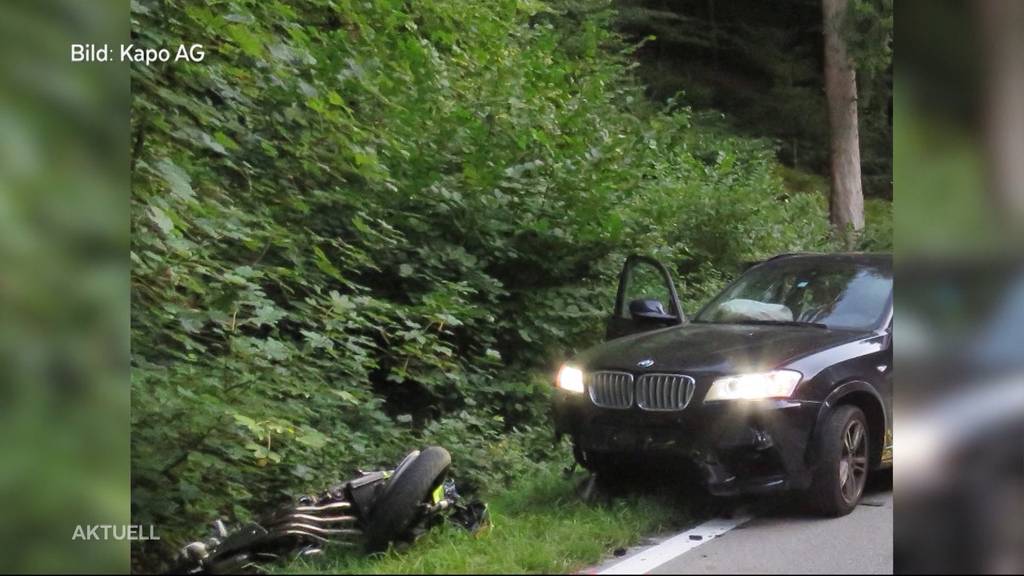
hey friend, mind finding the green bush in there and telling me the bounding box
[859,197,894,251]
[130,0,834,567]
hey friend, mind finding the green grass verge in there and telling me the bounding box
[279,466,689,574]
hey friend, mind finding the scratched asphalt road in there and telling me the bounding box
[594,473,892,574]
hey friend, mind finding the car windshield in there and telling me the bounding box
[695,257,892,331]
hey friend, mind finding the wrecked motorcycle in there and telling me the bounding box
[170,446,488,574]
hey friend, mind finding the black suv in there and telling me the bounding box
[553,253,892,515]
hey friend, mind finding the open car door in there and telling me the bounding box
[606,255,685,340]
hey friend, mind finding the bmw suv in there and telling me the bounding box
[553,253,892,515]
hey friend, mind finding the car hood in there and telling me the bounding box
[575,322,869,374]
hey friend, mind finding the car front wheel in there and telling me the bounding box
[807,405,870,516]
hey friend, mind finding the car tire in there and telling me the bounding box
[807,405,870,516]
[364,446,451,552]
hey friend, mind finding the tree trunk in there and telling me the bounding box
[708,0,719,68]
[977,0,1024,227]
[822,0,864,246]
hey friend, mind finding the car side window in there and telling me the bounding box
[621,260,673,319]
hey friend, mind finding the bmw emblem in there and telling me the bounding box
[637,358,655,368]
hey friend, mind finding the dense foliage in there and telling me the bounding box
[130,0,837,566]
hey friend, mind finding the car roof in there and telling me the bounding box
[746,252,892,270]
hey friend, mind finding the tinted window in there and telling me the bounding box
[696,258,892,330]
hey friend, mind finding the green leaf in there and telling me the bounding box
[332,389,359,404]
[227,24,263,57]
[155,158,194,200]
[295,427,328,449]
[313,246,345,283]
[147,205,174,234]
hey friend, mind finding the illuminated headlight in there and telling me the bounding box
[556,365,585,394]
[704,370,802,401]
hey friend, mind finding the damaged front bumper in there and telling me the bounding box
[554,391,822,496]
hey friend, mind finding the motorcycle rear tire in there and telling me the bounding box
[364,446,451,552]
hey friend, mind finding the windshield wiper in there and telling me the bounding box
[729,319,830,329]
[693,319,830,329]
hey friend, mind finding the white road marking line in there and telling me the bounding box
[597,515,753,575]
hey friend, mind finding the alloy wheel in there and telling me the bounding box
[838,419,868,504]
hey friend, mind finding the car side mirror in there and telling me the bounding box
[628,298,678,321]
